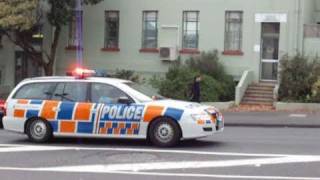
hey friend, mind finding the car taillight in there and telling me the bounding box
[3,102,6,116]
[0,100,5,116]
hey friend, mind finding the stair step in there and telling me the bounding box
[247,87,274,91]
[241,101,274,106]
[242,97,274,102]
[252,83,276,87]
[244,94,274,99]
[245,90,274,95]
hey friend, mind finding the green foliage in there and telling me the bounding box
[186,50,235,101]
[151,50,235,102]
[0,0,39,31]
[112,69,141,83]
[279,55,320,102]
[47,0,102,27]
[311,79,320,102]
[0,0,103,76]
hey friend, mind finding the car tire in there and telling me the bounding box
[26,118,52,143]
[149,118,181,147]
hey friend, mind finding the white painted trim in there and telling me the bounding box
[255,13,287,23]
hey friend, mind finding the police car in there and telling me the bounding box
[2,68,224,147]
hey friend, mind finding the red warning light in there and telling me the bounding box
[68,67,96,79]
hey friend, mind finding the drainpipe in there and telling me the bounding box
[296,0,303,55]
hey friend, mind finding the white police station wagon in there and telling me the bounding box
[2,68,224,147]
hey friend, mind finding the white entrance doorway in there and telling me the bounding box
[260,22,280,81]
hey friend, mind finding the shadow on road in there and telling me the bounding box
[9,137,225,149]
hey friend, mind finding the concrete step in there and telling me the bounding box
[235,104,275,111]
[246,91,274,96]
[247,86,274,91]
[242,97,274,102]
[244,93,274,99]
[241,101,274,106]
[252,83,276,87]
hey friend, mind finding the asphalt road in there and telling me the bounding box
[0,113,320,180]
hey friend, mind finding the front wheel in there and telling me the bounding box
[149,118,181,147]
[26,118,52,143]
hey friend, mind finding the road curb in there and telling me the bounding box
[225,123,320,128]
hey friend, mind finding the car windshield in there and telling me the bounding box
[124,82,165,102]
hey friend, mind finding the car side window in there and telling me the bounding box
[14,82,56,100]
[91,83,133,104]
[52,82,89,102]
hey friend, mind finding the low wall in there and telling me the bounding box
[235,70,254,105]
[275,102,320,111]
[304,38,320,56]
[202,101,235,110]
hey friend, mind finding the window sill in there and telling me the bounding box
[139,48,159,53]
[101,47,120,52]
[222,50,244,56]
[65,46,83,51]
[179,49,200,54]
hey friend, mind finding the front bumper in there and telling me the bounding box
[180,115,224,139]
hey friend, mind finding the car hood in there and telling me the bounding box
[143,99,217,112]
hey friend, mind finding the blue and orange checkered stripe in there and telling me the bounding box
[98,122,140,135]
[14,99,96,134]
[13,99,185,136]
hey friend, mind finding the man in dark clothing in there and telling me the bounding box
[190,75,202,103]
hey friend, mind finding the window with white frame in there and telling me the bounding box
[105,11,120,49]
[142,11,158,49]
[224,11,243,52]
[68,10,83,47]
[182,11,199,49]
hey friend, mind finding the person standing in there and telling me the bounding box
[190,75,202,103]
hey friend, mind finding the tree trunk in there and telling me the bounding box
[43,26,61,76]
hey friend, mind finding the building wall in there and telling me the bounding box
[0,0,317,95]
[0,21,52,95]
[0,35,15,96]
[54,0,311,82]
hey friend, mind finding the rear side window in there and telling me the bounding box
[14,82,56,100]
[52,82,89,102]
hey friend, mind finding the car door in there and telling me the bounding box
[51,82,94,134]
[90,83,144,136]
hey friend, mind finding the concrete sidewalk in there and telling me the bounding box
[223,111,320,128]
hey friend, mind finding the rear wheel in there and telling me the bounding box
[149,118,181,147]
[26,118,52,143]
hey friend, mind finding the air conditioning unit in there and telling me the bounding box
[159,47,178,61]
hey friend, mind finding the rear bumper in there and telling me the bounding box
[2,117,26,133]
[0,113,3,128]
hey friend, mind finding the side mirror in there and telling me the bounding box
[117,96,131,105]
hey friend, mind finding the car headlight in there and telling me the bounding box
[191,113,211,121]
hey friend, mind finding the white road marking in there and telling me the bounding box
[0,143,311,157]
[289,114,307,118]
[36,156,320,171]
[0,146,72,152]
[0,144,320,179]
[0,166,319,180]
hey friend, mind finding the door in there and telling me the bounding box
[260,23,280,81]
[51,82,94,134]
[90,83,143,136]
[15,51,41,85]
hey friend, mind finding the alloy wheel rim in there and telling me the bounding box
[30,120,47,139]
[155,123,174,143]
